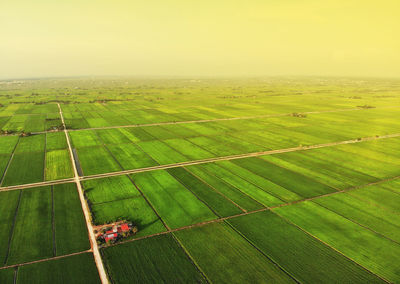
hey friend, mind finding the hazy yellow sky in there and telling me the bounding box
[1,0,399,79]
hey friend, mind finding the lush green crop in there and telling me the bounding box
[228,211,384,283]
[174,222,295,283]
[167,167,242,217]
[45,149,73,180]
[131,170,217,229]
[0,190,20,265]
[105,143,158,170]
[0,136,18,154]
[54,183,90,255]
[46,132,68,150]
[7,186,53,265]
[76,146,121,175]
[274,201,400,283]
[2,152,44,186]
[17,253,100,284]
[102,234,206,283]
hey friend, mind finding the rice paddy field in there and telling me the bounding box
[0,77,400,283]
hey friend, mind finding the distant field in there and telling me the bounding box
[0,77,399,283]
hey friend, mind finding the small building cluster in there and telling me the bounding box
[96,222,137,245]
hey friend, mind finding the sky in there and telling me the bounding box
[1,0,399,79]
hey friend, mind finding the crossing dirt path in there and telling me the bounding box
[58,104,109,284]
[1,132,400,192]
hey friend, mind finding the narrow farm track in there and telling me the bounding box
[65,105,400,132]
[1,132,400,192]
[0,104,396,137]
[57,104,109,284]
[79,132,400,181]
[0,250,92,271]
[107,174,400,247]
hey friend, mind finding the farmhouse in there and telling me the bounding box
[97,222,134,244]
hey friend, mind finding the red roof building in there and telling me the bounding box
[120,223,130,232]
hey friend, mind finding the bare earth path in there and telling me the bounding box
[58,103,109,284]
[1,132,400,192]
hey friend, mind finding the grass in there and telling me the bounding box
[0,190,20,265]
[228,210,385,283]
[69,130,102,148]
[174,222,295,283]
[102,234,206,283]
[2,152,44,186]
[7,186,53,265]
[273,201,400,283]
[131,170,217,229]
[17,253,100,284]
[54,183,90,255]
[45,149,73,180]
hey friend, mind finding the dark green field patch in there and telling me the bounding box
[102,234,206,283]
[7,187,53,265]
[167,167,242,217]
[131,170,217,229]
[174,222,295,283]
[2,152,44,186]
[14,134,45,153]
[46,132,68,150]
[17,253,100,284]
[76,146,121,175]
[106,143,158,170]
[229,211,385,283]
[54,183,90,256]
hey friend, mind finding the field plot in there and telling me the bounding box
[1,77,400,283]
[274,201,400,283]
[83,176,166,237]
[174,222,295,283]
[228,211,384,283]
[102,234,206,283]
[3,184,89,266]
[131,170,217,229]
[16,253,100,284]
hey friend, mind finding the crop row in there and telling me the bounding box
[0,184,89,266]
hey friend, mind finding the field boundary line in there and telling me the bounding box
[270,210,391,283]
[3,190,22,265]
[313,201,400,246]
[188,163,267,209]
[79,132,400,181]
[2,132,400,191]
[95,131,171,232]
[106,174,400,248]
[224,220,301,283]
[0,250,92,271]
[0,137,20,187]
[51,185,56,257]
[183,167,247,213]
[57,103,109,284]
[2,105,400,137]
[66,106,398,132]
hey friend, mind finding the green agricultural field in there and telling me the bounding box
[174,222,295,283]
[17,253,100,284]
[2,152,45,186]
[274,201,400,283]
[1,77,400,283]
[131,170,217,228]
[45,149,73,180]
[102,234,206,283]
[228,211,385,283]
[53,183,90,255]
